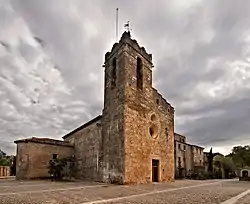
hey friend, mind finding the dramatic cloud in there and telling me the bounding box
[0,0,250,155]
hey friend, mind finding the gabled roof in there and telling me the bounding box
[62,115,102,139]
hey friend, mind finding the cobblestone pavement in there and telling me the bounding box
[0,179,249,203]
[236,193,250,204]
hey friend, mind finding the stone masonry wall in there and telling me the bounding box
[174,140,185,177]
[101,43,126,183]
[121,37,175,184]
[175,141,194,177]
[193,146,204,168]
[64,119,102,181]
[15,141,73,180]
[185,144,193,174]
[101,31,175,184]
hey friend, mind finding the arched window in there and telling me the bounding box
[111,57,116,88]
[136,57,143,90]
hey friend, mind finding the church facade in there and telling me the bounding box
[15,31,175,184]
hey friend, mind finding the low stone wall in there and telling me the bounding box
[239,177,250,181]
[0,166,10,177]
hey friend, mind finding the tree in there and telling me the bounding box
[0,149,6,158]
[0,150,12,166]
[48,156,76,181]
[222,157,236,178]
[48,158,67,181]
[213,155,236,179]
[227,145,250,168]
[213,155,223,179]
[0,158,10,166]
[208,148,214,173]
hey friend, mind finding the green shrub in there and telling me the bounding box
[48,158,67,181]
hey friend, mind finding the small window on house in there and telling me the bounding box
[136,57,143,90]
[52,154,58,160]
[184,145,186,150]
[200,149,202,154]
[156,99,159,104]
[178,144,181,150]
[200,160,202,164]
[111,57,117,88]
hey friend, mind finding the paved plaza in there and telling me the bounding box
[0,178,249,203]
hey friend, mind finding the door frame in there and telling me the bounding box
[151,155,161,182]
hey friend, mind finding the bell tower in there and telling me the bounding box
[100,31,154,183]
[102,31,154,112]
[100,31,174,184]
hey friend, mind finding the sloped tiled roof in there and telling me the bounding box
[14,137,73,147]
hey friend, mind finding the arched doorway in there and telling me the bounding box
[242,170,248,177]
[239,169,250,181]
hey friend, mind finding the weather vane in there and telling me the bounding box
[124,21,132,32]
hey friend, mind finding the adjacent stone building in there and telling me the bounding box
[15,31,175,184]
[15,137,74,180]
[174,133,204,178]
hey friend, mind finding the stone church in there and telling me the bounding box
[15,31,175,184]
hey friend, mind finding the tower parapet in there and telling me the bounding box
[105,31,153,65]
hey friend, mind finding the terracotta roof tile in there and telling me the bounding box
[14,137,73,147]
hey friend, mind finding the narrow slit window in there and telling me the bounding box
[136,57,143,90]
[111,57,117,88]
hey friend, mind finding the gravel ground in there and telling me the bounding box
[0,179,249,204]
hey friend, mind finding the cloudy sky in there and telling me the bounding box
[0,0,250,155]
